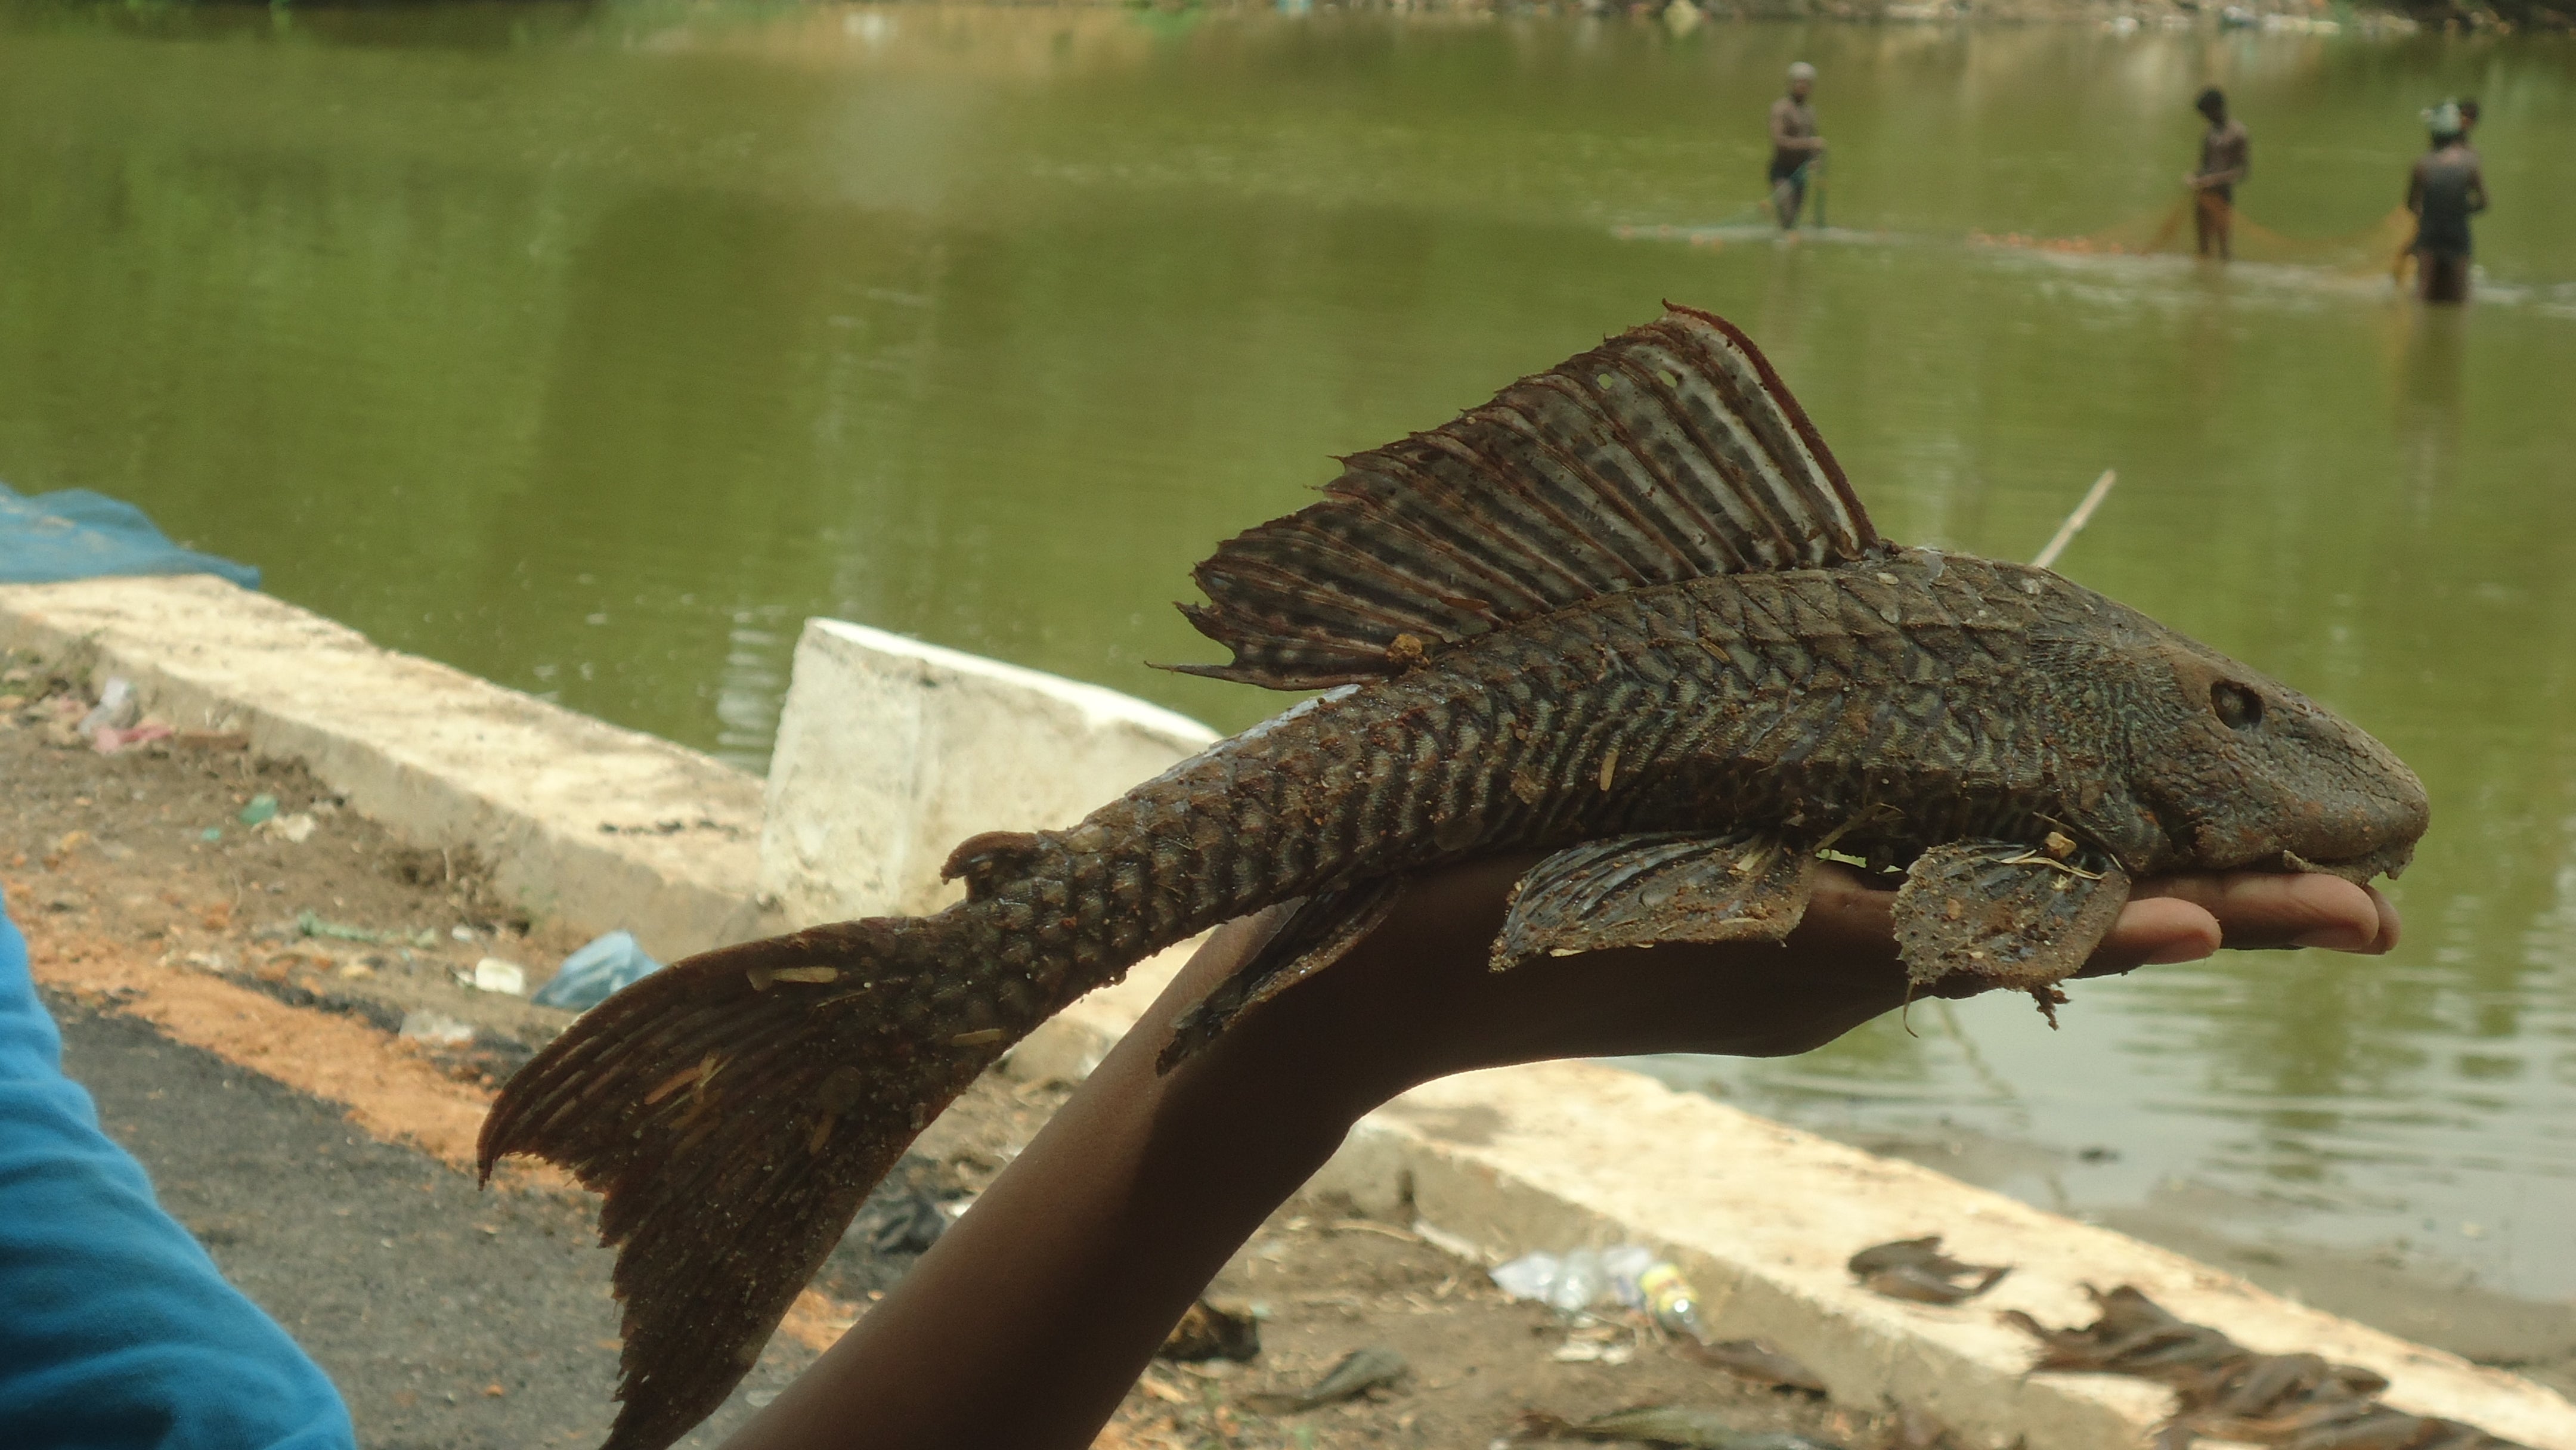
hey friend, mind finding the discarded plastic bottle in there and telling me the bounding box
[1634,1261,1708,1340]
[1597,1247,1708,1339]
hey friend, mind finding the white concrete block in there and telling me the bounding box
[758,618,1219,926]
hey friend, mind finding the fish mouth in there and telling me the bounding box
[2281,842,2415,885]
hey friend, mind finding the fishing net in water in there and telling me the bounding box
[1974,194,2419,278]
[1612,198,1781,247]
[1615,170,1835,245]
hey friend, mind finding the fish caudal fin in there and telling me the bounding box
[477,915,1008,1450]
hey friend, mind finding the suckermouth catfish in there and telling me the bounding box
[479,305,2429,1450]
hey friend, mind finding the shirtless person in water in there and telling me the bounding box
[1768,63,1825,232]
[2187,87,2250,261]
[2407,101,2489,305]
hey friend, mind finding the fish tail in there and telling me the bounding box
[478,911,1018,1450]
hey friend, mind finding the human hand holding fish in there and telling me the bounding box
[1165,851,2395,1093]
[713,854,2392,1450]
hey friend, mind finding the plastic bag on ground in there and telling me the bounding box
[1494,1248,1613,1312]
[77,678,137,737]
[1600,1244,1656,1304]
[1,482,259,588]
[534,930,662,1010]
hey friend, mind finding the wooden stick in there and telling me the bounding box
[2032,469,2118,571]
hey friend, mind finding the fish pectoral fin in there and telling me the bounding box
[1490,831,1816,972]
[1157,878,1404,1073]
[1892,839,2131,996]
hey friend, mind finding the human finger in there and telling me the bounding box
[1790,861,1897,950]
[2131,873,2398,953]
[2083,894,2225,974]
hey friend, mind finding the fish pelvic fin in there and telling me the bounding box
[1159,879,1404,1073]
[1488,830,1816,971]
[942,829,1045,901]
[1171,305,1883,690]
[477,915,1012,1450]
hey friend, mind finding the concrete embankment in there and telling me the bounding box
[0,575,778,962]
[5,573,2571,1450]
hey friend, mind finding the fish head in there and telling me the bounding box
[2117,618,2428,884]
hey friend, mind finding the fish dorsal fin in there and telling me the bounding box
[1171,304,1881,690]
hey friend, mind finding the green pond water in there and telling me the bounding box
[4,0,2572,1321]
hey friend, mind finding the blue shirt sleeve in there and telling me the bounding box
[0,886,357,1450]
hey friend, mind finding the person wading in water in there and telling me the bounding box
[1768,62,1826,233]
[2185,87,2250,261]
[2406,101,2488,305]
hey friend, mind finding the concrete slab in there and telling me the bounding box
[0,577,776,961]
[758,617,1218,924]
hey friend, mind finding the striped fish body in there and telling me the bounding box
[481,308,2427,1450]
[991,550,2116,992]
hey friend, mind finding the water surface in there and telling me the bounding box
[3,0,2571,1330]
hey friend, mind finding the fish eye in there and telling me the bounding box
[2211,681,2264,731]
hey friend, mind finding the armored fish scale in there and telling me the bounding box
[995,550,2134,983]
[480,306,2426,1450]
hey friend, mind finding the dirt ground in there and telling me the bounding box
[4,645,1916,1449]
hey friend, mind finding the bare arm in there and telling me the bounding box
[2407,154,2428,215]
[2467,159,2489,214]
[722,860,2395,1450]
